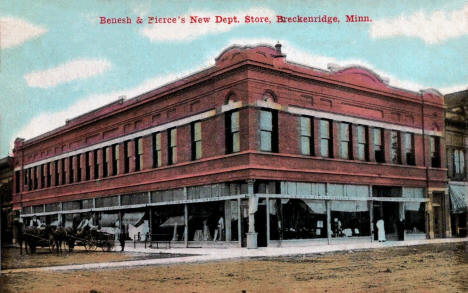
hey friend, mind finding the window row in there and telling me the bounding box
[298,116,441,167]
[21,120,208,191]
[17,110,443,192]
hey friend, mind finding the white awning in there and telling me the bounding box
[160,215,185,227]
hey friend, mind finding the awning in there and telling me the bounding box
[449,184,468,214]
[160,215,185,227]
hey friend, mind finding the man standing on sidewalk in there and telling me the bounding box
[119,224,126,252]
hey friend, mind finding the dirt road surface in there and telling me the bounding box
[1,242,467,292]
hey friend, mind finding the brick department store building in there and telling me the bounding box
[12,44,450,248]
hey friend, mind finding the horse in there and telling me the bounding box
[12,219,26,255]
[64,226,76,252]
[51,226,68,253]
[23,225,55,254]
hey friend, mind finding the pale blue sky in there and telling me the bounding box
[1,0,467,157]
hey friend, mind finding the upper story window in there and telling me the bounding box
[259,110,278,152]
[61,158,66,183]
[76,155,81,182]
[15,171,20,193]
[168,128,177,165]
[339,122,352,160]
[24,168,28,188]
[403,133,415,165]
[69,157,74,183]
[124,141,130,173]
[112,144,119,175]
[54,160,59,185]
[390,130,401,164]
[102,147,108,177]
[85,152,90,180]
[300,116,313,156]
[320,119,332,158]
[40,164,45,188]
[429,136,441,168]
[356,125,368,161]
[93,149,99,178]
[135,137,143,171]
[28,168,33,190]
[453,149,465,177]
[226,111,240,154]
[373,128,385,163]
[153,133,162,167]
[46,162,51,187]
[191,121,202,160]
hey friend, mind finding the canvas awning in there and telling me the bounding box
[160,215,185,227]
[449,184,467,214]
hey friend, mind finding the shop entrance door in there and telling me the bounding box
[373,201,404,241]
[433,205,442,238]
[255,205,267,247]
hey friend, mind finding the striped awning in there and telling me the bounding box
[449,184,467,214]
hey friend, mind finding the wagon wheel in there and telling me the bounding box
[84,237,97,251]
[101,241,113,252]
[48,236,56,253]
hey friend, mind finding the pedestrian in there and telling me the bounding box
[376,218,386,242]
[119,224,126,252]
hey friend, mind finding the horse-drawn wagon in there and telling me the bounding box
[17,222,115,254]
[65,228,115,252]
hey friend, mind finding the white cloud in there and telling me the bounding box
[140,7,275,42]
[0,16,47,49]
[370,4,468,44]
[24,59,112,88]
[438,84,468,95]
[11,60,213,151]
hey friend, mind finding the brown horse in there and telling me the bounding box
[13,220,26,255]
[51,226,68,253]
[23,226,55,254]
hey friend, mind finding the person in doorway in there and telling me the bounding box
[29,215,41,228]
[376,218,386,242]
[119,224,126,252]
[202,219,211,241]
[114,220,121,241]
[397,216,405,240]
[215,216,224,241]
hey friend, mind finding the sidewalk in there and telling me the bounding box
[4,237,467,273]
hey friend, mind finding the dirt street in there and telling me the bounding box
[1,242,467,293]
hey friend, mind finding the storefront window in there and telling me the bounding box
[280,199,327,239]
[152,205,185,241]
[189,201,228,241]
[402,187,426,234]
[329,184,370,237]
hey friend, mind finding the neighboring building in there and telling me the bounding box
[445,90,468,237]
[11,44,449,248]
[0,156,14,244]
